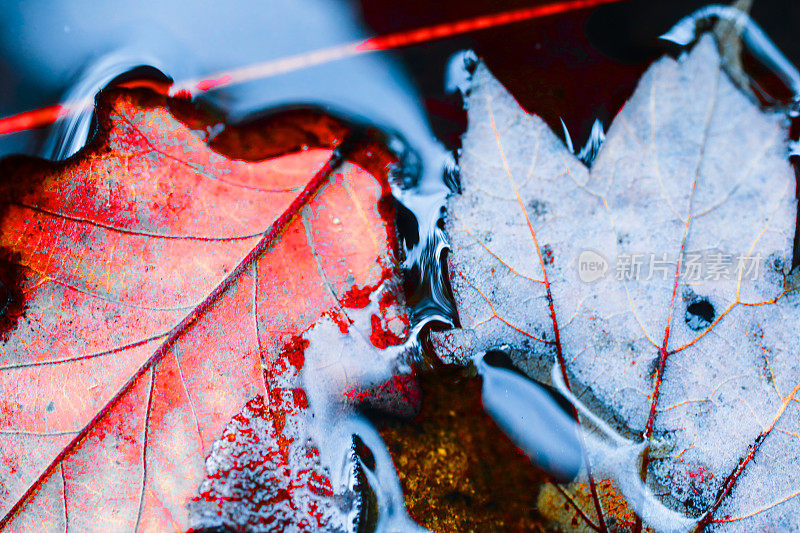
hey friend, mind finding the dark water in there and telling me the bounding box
[4,1,800,158]
[2,0,800,530]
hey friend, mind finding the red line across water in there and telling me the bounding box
[0,0,623,137]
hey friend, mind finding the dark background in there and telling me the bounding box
[358,0,800,149]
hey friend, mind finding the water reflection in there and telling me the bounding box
[0,0,448,175]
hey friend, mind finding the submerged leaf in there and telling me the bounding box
[436,35,800,530]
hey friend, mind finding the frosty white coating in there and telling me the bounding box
[436,34,800,529]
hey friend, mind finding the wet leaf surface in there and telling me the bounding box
[435,35,800,530]
[0,88,408,531]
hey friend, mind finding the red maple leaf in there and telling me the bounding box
[0,88,413,530]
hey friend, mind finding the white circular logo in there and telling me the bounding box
[577,250,608,283]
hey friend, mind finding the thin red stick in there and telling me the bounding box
[0,0,624,137]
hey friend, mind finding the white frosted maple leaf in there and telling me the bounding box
[435,35,800,530]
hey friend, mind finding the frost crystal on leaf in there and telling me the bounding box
[435,35,800,530]
[190,395,362,533]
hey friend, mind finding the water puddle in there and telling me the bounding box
[2,1,800,531]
